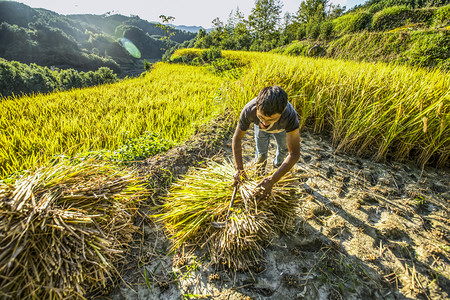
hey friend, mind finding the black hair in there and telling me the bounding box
[255,85,288,116]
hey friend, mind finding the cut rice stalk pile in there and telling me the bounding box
[157,160,300,270]
[0,158,146,299]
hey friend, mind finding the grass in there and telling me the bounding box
[0,62,225,178]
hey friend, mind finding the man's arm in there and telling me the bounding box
[232,126,247,184]
[256,128,300,199]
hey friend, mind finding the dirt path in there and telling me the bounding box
[104,121,449,300]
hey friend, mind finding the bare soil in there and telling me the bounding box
[101,116,449,300]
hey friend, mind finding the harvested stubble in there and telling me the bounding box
[157,161,299,270]
[0,158,146,299]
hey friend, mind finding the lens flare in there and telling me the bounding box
[120,37,141,58]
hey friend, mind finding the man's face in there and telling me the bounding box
[256,108,281,129]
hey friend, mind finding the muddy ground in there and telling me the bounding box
[101,117,449,300]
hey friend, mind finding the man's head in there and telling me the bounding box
[256,85,287,128]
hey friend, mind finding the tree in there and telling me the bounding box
[156,15,176,50]
[281,12,297,44]
[327,4,346,19]
[297,0,329,24]
[210,17,227,46]
[212,17,224,31]
[248,0,283,41]
[226,7,245,31]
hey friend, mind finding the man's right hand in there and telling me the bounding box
[233,170,247,186]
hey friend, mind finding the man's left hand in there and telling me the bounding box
[254,177,274,201]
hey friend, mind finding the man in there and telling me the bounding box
[232,85,300,200]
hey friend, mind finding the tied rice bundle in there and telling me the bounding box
[0,158,146,299]
[157,160,299,270]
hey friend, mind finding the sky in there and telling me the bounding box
[15,0,367,28]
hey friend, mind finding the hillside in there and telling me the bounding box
[174,25,212,33]
[0,1,196,74]
[189,0,449,71]
[273,2,450,70]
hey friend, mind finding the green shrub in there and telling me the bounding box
[170,48,223,65]
[281,41,311,56]
[94,67,117,84]
[296,24,307,40]
[333,11,373,35]
[0,58,118,98]
[411,7,438,25]
[325,29,449,71]
[192,56,201,65]
[307,22,321,39]
[207,58,242,78]
[367,0,423,14]
[201,47,222,62]
[372,6,411,31]
[406,30,450,68]
[144,59,152,71]
[433,4,450,27]
[320,21,335,40]
[108,132,173,162]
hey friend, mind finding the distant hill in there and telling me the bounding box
[0,1,196,75]
[174,25,213,33]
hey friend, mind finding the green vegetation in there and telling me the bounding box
[433,3,450,26]
[0,21,122,73]
[0,58,117,97]
[325,29,450,70]
[106,132,174,163]
[332,11,372,35]
[170,48,243,78]
[191,0,449,70]
[0,62,225,177]
[0,1,195,74]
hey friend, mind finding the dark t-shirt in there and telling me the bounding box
[238,98,299,133]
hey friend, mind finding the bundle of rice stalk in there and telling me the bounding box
[156,160,299,270]
[0,157,146,299]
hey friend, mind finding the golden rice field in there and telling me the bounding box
[221,50,449,168]
[0,49,449,178]
[0,63,225,177]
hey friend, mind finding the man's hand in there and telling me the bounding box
[233,170,247,186]
[254,177,274,200]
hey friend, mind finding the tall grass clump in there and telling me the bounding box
[222,50,449,168]
[0,62,225,178]
[325,30,450,70]
[271,40,312,56]
[372,6,411,31]
[332,11,372,35]
[156,160,299,270]
[433,4,450,27]
[0,157,146,299]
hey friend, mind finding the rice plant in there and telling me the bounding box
[0,157,146,299]
[2,49,447,179]
[0,63,225,178]
[156,160,300,270]
[221,50,449,167]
